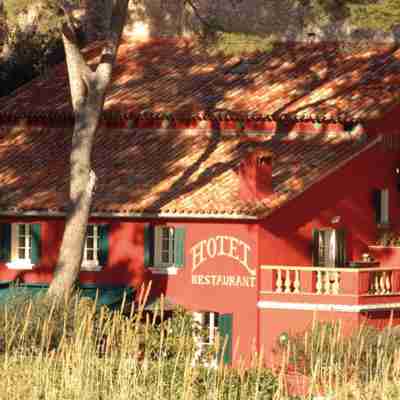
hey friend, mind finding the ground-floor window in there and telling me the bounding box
[193,311,219,344]
[192,311,233,366]
[3,223,41,269]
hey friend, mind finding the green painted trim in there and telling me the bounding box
[77,285,135,309]
[0,223,11,262]
[312,229,320,267]
[144,224,154,267]
[174,228,185,267]
[22,282,49,288]
[373,189,382,224]
[31,223,41,264]
[219,313,233,365]
[98,225,109,266]
[78,283,132,289]
[0,280,15,284]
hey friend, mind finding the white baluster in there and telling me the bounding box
[374,273,380,294]
[284,270,292,293]
[380,273,386,294]
[332,272,340,295]
[316,270,323,294]
[324,272,331,294]
[369,274,375,294]
[293,270,300,293]
[385,272,392,293]
[276,269,283,293]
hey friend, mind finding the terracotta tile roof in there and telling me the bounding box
[0,123,380,218]
[0,39,399,122]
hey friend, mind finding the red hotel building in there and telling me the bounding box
[0,39,400,365]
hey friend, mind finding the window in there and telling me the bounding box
[193,311,220,368]
[313,228,346,267]
[144,225,186,273]
[81,224,109,271]
[13,223,31,261]
[193,311,219,345]
[192,311,233,366]
[2,223,41,269]
[83,224,100,267]
[155,226,175,266]
[374,189,390,226]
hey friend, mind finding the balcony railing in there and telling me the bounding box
[260,265,400,296]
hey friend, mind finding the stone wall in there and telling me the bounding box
[83,0,397,42]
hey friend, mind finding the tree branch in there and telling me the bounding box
[185,0,221,31]
[95,0,129,92]
[60,1,94,111]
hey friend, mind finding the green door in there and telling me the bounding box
[219,313,233,365]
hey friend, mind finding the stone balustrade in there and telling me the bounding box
[260,265,400,296]
[369,270,392,294]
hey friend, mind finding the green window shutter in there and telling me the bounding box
[312,229,320,267]
[373,189,382,223]
[219,313,233,365]
[31,224,41,264]
[174,228,186,267]
[144,224,154,268]
[98,225,109,266]
[335,229,346,268]
[0,223,11,262]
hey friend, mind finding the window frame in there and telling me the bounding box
[154,226,176,268]
[192,311,220,368]
[374,188,390,227]
[313,228,346,268]
[81,224,102,271]
[318,228,336,268]
[148,225,185,275]
[8,223,34,269]
[380,188,390,225]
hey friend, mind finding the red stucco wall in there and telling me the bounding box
[0,218,148,288]
[0,217,260,364]
[149,220,259,365]
[258,142,400,268]
[256,140,400,365]
[259,308,361,368]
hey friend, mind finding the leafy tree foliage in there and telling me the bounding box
[350,0,400,31]
[0,1,85,97]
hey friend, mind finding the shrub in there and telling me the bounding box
[0,288,105,355]
[281,320,400,385]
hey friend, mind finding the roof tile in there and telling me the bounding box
[0,124,379,218]
[0,39,398,122]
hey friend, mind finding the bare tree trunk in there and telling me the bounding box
[47,99,101,297]
[48,0,129,299]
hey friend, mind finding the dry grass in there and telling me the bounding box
[2,288,400,399]
[0,288,277,400]
[278,319,400,399]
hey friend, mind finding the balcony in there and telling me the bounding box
[259,265,400,305]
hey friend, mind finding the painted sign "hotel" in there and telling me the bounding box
[190,236,256,288]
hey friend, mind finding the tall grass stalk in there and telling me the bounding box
[0,288,277,400]
[282,318,400,399]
